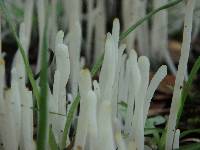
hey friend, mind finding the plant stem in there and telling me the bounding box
[61,94,80,150]
[37,21,49,150]
[37,24,48,150]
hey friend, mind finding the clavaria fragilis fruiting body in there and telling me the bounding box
[74,69,92,149]
[72,19,167,150]
[0,0,199,149]
[51,30,70,144]
[166,0,196,149]
[68,22,81,98]
[0,16,168,150]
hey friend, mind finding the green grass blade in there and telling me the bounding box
[176,56,200,126]
[60,94,80,149]
[158,128,167,150]
[37,17,49,150]
[144,128,164,135]
[49,125,59,150]
[180,129,200,139]
[0,0,40,106]
[91,54,104,77]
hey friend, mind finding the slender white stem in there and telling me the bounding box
[94,0,106,62]
[68,22,81,98]
[74,69,92,149]
[173,129,180,149]
[144,65,167,123]
[166,0,196,149]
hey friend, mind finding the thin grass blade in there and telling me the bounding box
[49,125,59,150]
[176,56,200,126]
[37,13,49,150]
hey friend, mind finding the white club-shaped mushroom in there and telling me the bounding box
[112,18,120,49]
[54,31,70,143]
[74,69,92,150]
[68,22,81,98]
[0,59,5,113]
[55,43,70,86]
[125,50,140,136]
[99,33,116,102]
[87,90,98,150]
[10,68,21,146]
[97,101,115,150]
[55,31,64,49]
[20,90,34,150]
[166,0,196,149]
[1,90,18,150]
[144,65,167,123]
[173,129,180,149]
[133,56,150,150]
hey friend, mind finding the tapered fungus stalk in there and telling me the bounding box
[24,0,33,51]
[136,0,149,56]
[122,0,138,50]
[121,48,167,150]
[111,18,124,118]
[10,68,21,146]
[144,65,167,123]
[97,101,115,150]
[74,69,92,150]
[94,0,106,62]
[0,14,1,56]
[173,129,180,149]
[133,56,150,150]
[192,2,200,40]
[50,31,70,145]
[68,22,81,98]
[14,23,27,86]
[99,33,116,103]
[151,0,176,75]
[151,0,168,61]
[63,0,81,34]
[125,50,141,135]
[87,90,98,150]
[86,0,94,62]
[166,0,196,149]
[0,59,4,110]
[1,92,18,150]
[20,90,34,150]
[118,54,129,118]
